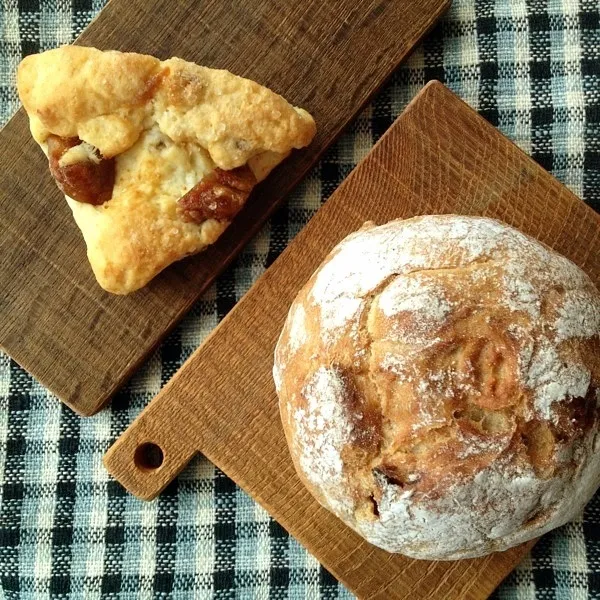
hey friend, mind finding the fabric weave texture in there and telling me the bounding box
[1,0,600,598]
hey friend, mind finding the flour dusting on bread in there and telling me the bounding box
[294,367,355,513]
[275,215,600,559]
[526,340,591,420]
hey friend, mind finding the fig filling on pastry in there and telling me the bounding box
[47,132,258,222]
[47,134,115,205]
[178,165,257,223]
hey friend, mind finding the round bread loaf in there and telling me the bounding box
[274,215,600,560]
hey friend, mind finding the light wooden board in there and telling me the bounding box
[0,0,450,416]
[104,81,600,599]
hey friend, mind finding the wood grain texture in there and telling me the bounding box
[0,0,450,416]
[104,81,600,599]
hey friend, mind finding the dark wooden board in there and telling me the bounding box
[104,81,600,598]
[0,0,450,416]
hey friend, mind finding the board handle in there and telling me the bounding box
[103,396,197,500]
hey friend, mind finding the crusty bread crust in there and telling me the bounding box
[17,46,316,293]
[274,215,600,559]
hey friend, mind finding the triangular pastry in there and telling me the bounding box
[17,46,316,293]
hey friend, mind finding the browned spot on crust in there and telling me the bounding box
[165,68,207,106]
[325,366,382,464]
[521,420,556,477]
[428,325,520,413]
[138,67,169,104]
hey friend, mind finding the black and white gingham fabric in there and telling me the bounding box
[1,0,600,598]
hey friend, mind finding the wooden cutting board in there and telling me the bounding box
[0,0,450,417]
[105,81,600,598]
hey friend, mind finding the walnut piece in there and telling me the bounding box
[178,165,257,223]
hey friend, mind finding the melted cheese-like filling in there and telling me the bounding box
[58,142,101,167]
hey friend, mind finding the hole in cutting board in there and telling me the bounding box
[134,442,164,471]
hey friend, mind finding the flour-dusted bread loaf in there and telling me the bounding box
[273,215,600,560]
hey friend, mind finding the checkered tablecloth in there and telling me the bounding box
[1,0,600,598]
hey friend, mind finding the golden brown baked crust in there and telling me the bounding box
[17,46,316,293]
[18,46,159,156]
[274,215,600,560]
